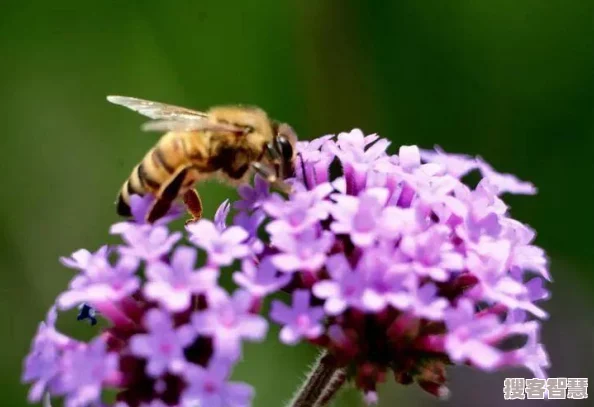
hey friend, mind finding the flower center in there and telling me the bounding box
[288,210,306,226]
[211,241,225,253]
[299,247,314,259]
[220,309,236,327]
[353,210,375,233]
[204,381,217,394]
[159,342,173,355]
[296,314,310,329]
[344,284,358,297]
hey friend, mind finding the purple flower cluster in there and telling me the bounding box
[23,195,266,407]
[232,129,551,401]
[22,129,551,406]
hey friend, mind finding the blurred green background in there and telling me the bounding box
[1,1,593,406]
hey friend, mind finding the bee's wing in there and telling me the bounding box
[106,95,210,121]
[141,119,245,133]
[107,95,245,133]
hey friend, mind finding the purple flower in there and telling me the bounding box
[408,283,448,321]
[58,337,119,407]
[59,246,109,271]
[187,220,250,266]
[23,130,551,406]
[328,129,392,194]
[270,290,325,345]
[110,194,183,235]
[356,248,413,312]
[312,253,368,315]
[330,129,390,168]
[295,135,336,186]
[57,252,140,310]
[420,145,478,178]
[270,228,334,273]
[264,183,333,235]
[22,307,72,403]
[233,210,266,254]
[181,359,254,407]
[117,226,182,263]
[232,258,292,298]
[214,199,231,231]
[144,246,220,312]
[502,219,550,281]
[191,290,268,360]
[234,131,550,401]
[330,188,400,247]
[505,324,550,379]
[129,309,194,377]
[396,225,465,282]
[466,243,547,319]
[477,157,537,195]
[443,300,502,370]
[234,175,270,211]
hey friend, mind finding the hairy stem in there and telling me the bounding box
[315,366,347,406]
[286,351,344,407]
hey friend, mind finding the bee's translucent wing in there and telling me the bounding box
[106,95,210,121]
[141,120,245,133]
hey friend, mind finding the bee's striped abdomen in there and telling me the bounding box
[116,158,162,217]
[115,131,210,220]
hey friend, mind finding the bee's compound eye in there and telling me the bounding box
[277,136,293,160]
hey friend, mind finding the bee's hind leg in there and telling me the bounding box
[182,188,203,225]
[146,165,191,223]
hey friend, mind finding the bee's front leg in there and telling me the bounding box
[252,162,292,194]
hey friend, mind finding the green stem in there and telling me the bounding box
[286,351,344,407]
[315,366,347,406]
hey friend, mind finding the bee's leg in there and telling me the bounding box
[182,188,203,225]
[146,166,190,223]
[252,162,291,194]
[252,162,276,182]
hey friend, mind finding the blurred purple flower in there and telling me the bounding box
[270,290,325,345]
[187,220,250,266]
[477,157,537,195]
[408,283,448,321]
[181,359,254,407]
[144,246,220,312]
[58,337,119,407]
[330,188,399,247]
[117,226,182,263]
[234,175,270,211]
[129,309,194,377]
[232,258,292,298]
[22,307,72,403]
[264,183,333,235]
[443,300,503,370]
[191,290,268,360]
[313,253,369,315]
[420,145,478,178]
[396,225,465,282]
[57,253,140,310]
[270,228,335,273]
[110,194,183,235]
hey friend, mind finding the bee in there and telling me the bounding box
[107,95,298,224]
